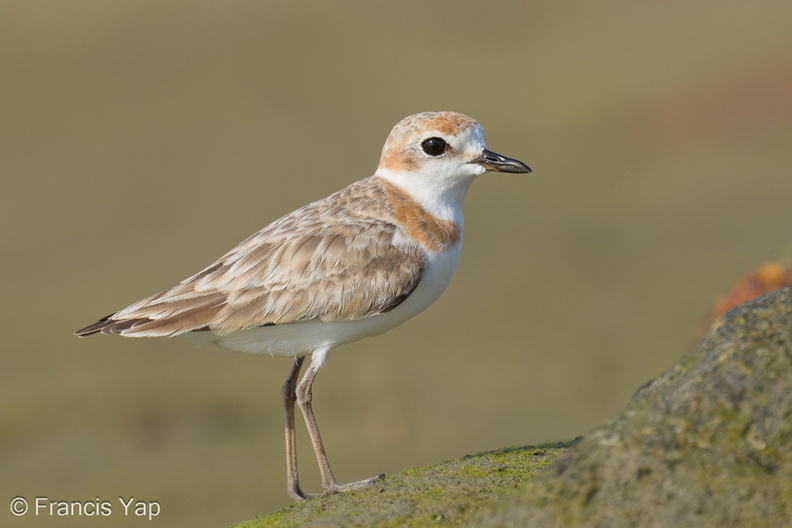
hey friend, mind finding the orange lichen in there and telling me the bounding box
[711,262,791,320]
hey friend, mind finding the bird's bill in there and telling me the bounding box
[472,149,532,173]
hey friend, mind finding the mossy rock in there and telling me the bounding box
[488,287,792,527]
[231,288,792,527]
[229,441,573,528]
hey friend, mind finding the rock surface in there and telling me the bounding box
[230,288,792,528]
[486,287,792,527]
[230,442,572,528]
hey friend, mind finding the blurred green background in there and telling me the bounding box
[2,1,791,526]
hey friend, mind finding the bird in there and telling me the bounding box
[75,111,531,501]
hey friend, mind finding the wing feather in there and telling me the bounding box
[75,178,425,338]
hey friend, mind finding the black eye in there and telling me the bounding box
[421,137,448,157]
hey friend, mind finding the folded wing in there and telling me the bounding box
[75,182,424,338]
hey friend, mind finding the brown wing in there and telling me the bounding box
[75,179,425,338]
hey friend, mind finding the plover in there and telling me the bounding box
[75,111,531,501]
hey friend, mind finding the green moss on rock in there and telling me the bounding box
[227,442,572,528]
[487,287,792,527]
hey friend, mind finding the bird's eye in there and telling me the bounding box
[421,137,448,157]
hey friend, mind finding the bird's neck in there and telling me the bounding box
[372,174,464,252]
[373,169,472,224]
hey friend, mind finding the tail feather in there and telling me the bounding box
[74,314,118,337]
[74,294,227,338]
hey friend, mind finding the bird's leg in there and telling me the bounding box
[281,356,316,501]
[295,359,384,495]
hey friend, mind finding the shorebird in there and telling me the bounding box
[75,111,531,501]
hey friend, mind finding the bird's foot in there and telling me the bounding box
[322,473,385,495]
[288,488,320,502]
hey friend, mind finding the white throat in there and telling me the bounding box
[374,168,476,226]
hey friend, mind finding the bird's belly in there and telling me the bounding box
[186,242,462,358]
